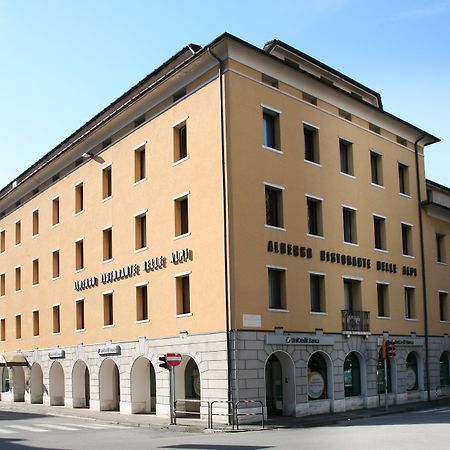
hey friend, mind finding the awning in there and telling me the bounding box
[0,353,28,367]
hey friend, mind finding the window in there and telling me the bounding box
[304,124,319,163]
[377,283,389,317]
[32,259,39,286]
[75,239,84,271]
[440,353,450,386]
[344,279,361,311]
[436,234,446,263]
[344,353,361,397]
[134,146,146,182]
[262,74,278,88]
[174,196,189,237]
[15,315,21,339]
[102,165,112,199]
[33,310,39,337]
[173,88,186,102]
[396,136,407,146]
[0,273,5,296]
[440,292,448,322]
[339,109,352,121]
[406,353,418,391]
[370,151,383,185]
[310,273,325,313]
[174,123,187,162]
[369,123,381,134]
[268,267,286,310]
[102,137,112,149]
[0,318,5,341]
[373,216,386,250]
[52,250,60,279]
[52,197,60,225]
[343,207,357,244]
[405,287,415,319]
[262,108,280,150]
[75,183,84,214]
[76,299,85,330]
[176,274,191,315]
[302,92,317,105]
[15,221,21,245]
[136,284,148,321]
[308,353,328,400]
[401,223,413,256]
[135,213,147,250]
[15,267,21,292]
[52,305,60,333]
[339,139,353,175]
[103,293,113,326]
[134,115,145,128]
[265,184,283,228]
[103,228,113,261]
[306,196,323,236]
[32,210,39,236]
[398,163,410,195]
[0,230,5,253]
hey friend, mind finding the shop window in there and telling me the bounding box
[33,310,40,337]
[262,108,280,150]
[0,230,4,253]
[344,353,361,397]
[406,353,418,391]
[308,353,328,400]
[0,318,5,341]
[15,267,21,292]
[52,250,60,279]
[343,278,361,311]
[370,151,383,186]
[398,163,410,195]
[265,184,283,228]
[440,353,450,386]
[401,223,413,256]
[15,221,21,245]
[176,274,190,315]
[32,210,39,236]
[103,293,113,326]
[339,139,353,175]
[310,273,325,313]
[343,207,357,244]
[377,283,389,317]
[52,197,60,226]
[75,239,84,271]
[0,273,5,296]
[102,165,112,200]
[439,292,448,322]
[436,234,446,263]
[32,259,39,286]
[135,213,147,250]
[174,196,189,237]
[103,228,113,261]
[134,146,146,182]
[76,299,85,330]
[52,305,60,333]
[75,183,84,214]
[405,287,416,319]
[304,124,319,164]
[373,215,386,250]
[15,315,21,339]
[174,123,187,162]
[136,284,148,321]
[306,197,323,237]
[268,267,286,310]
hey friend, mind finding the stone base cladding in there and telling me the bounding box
[230,331,450,418]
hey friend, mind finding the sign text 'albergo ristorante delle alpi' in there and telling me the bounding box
[74,248,191,291]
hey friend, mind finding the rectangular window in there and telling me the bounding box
[103,293,113,326]
[32,259,39,286]
[15,267,21,292]
[75,239,84,271]
[344,279,361,311]
[262,108,280,150]
[377,283,389,317]
[33,310,40,337]
[373,216,386,250]
[175,197,189,237]
[302,92,317,105]
[398,163,410,195]
[339,109,352,121]
[102,166,112,199]
[174,123,187,162]
[176,274,191,315]
[32,210,39,236]
[15,315,21,339]
[370,151,383,185]
[401,223,413,256]
[0,318,5,341]
[15,221,21,245]
[0,230,5,253]
[405,287,415,319]
[75,183,84,214]
[307,197,323,236]
[310,274,325,313]
[304,125,319,163]
[52,305,61,333]
[52,250,60,279]
[135,213,147,250]
[262,74,279,88]
[136,285,149,321]
[268,267,286,310]
[134,146,146,182]
[0,273,5,296]
[103,228,113,261]
[440,292,448,322]
[339,139,353,175]
[369,123,381,134]
[343,207,357,244]
[52,197,60,226]
[436,234,446,263]
[265,184,283,228]
[76,299,85,330]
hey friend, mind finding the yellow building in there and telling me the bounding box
[0,33,448,418]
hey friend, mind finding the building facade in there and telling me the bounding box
[0,33,449,419]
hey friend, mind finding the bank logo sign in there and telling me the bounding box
[265,334,335,346]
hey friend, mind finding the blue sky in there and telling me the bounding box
[0,0,449,188]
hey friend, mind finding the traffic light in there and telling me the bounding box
[380,337,387,360]
[158,354,168,370]
[386,340,396,359]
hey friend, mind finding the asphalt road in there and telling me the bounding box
[1,406,450,450]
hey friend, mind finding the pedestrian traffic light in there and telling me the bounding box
[386,340,396,359]
[158,354,168,369]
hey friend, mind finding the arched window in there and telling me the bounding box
[184,359,200,400]
[1,367,9,392]
[308,353,328,400]
[406,353,418,391]
[440,353,450,386]
[344,353,361,397]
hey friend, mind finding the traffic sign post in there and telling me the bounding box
[159,353,182,425]
[166,353,182,367]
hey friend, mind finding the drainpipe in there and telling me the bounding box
[413,135,431,401]
[207,47,234,413]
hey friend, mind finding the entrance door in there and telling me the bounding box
[84,367,90,407]
[266,354,283,415]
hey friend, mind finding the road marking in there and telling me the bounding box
[414,407,450,414]
[63,422,129,429]
[35,423,80,431]
[0,428,17,434]
[8,425,49,433]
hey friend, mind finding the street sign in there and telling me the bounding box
[166,353,182,367]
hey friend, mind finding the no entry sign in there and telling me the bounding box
[166,353,182,367]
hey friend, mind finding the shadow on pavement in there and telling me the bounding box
[159,446,272,450]
[0,410,48,421]
[0,438,64,450]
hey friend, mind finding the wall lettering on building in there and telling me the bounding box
[267,240,312,258]
[143,256,166,272]
[320,250,371,269]
[101,264,140,284]
[402,266,417,277]
[171,248,191,264]
[376,260,397,273]
[265,334,335,346]
[98,345,121,356]
[48,349,65,359]
[74,276,98,292]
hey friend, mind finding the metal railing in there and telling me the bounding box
[341,310,370,333]
[435,384,450,402]
[235,400,264,430]
[173,399,210,426]
[210,400,235,430]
